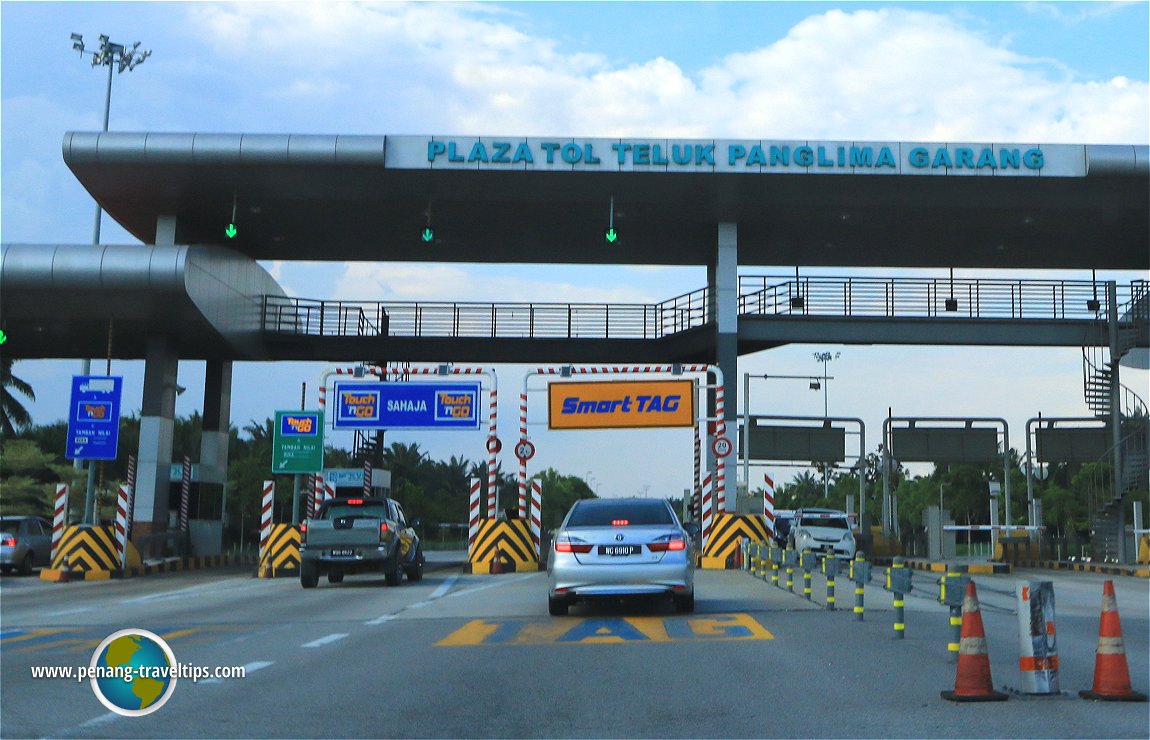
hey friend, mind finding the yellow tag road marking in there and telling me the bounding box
[437,613,774,646]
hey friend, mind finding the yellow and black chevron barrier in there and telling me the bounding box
[702,514,770,569]
[468,520,539,574]
[258,524,301,578]
[39,525,142,581]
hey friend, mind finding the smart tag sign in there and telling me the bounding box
[66,375,123,460]
[333,382,481,430]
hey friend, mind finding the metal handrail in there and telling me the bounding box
[262,277,1143,341]
[738,275,1136,321]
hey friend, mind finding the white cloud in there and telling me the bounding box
[332,263,662,304]
[177,4,1147,143]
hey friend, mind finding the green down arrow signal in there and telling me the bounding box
[605,228,618,243]
[225,223,237,238]
[421,227,435,243]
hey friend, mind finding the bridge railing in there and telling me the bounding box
[737,275,1133,320]
[263,292,712,340]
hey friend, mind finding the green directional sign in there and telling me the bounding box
[225,223,238,238]
[604,227,618,244]
[273,410,325,473]
[421,226,435,243]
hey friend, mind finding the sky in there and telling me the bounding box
[2,1,1148,504]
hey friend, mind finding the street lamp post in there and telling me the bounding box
[69,33,151,523]
[812,352,841,498]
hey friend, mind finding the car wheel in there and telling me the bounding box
[0,565,12,575]
[674,592,695,613]
[300,562,319,589]
[18,552,34,576]
[548,593,569,616]
[327,572,344,584]
[405,551,424,582]
[385,550,403,587]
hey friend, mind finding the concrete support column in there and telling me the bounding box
[708,223,739,482]
[134,335,179,535]
[1107,281,1126,563]
[200,359,233,523]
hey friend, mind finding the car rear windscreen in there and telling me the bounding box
[567,503,675,527]
[321,505,388,520]
[799,515,850,530]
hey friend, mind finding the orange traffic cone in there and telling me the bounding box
[1079,580,1148,702]
[942,580,1008,702]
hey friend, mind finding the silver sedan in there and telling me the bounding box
[547,498,694,615]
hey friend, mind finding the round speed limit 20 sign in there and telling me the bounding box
[711,436,733,458]
[515,439,536,461]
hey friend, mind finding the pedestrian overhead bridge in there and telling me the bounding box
[1,131,1146,542]
[258,274,1148,362]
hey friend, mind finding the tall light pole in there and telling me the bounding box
[70,33,151,523]
[812,351,841,498]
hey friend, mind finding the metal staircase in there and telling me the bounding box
[1083,280,1150,562]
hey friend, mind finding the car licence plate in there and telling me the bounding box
[330,548,355,557]
[598,545,641,556]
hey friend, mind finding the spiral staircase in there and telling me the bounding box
[1083,281,1150,562]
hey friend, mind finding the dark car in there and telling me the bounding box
[299,497,424,588]
[1,516,53,575]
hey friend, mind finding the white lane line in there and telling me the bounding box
[363,574,460,625]
[120,582,221,605]
[301,633,348,648]
[447,572,539,599]
[364,614,397,626]
[200,660,274,685]
[76,712,120,729]
[429,574,459,600]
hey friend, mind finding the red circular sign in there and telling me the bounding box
[515,439,536,461]
[712,436,733,458]
[486,437,502,454]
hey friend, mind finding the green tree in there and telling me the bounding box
[532,468,595,530]
[0,438,85,517]
[1,357,35,437]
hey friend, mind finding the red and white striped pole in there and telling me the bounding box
[518,389,528,520]
[701,472,715,549]
[468,477,481,552]
[311,473,323,518]
[487,384,499,519]
[179,456,192,531]
[693,422,702,518]
[114,484,131,568]
[763,473,776,542]
[259,481,274,563]
[125,454,137,541]
[529,479,543,557]
[51,484,68,563]
[715,377,727,514]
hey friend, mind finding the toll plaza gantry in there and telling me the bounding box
[1,133,1147,541]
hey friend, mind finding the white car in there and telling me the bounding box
[788,508,856,559]
[548,498,695,616]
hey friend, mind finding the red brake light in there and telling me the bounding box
[648,536,686,552]
[555,536,593,554]
[611,519,629,526]
[347,499,365,505]
[380,522,390,536]
[0,535,15,547]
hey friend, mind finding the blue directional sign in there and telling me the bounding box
[333,381,481,430]
[66,375,123,460]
